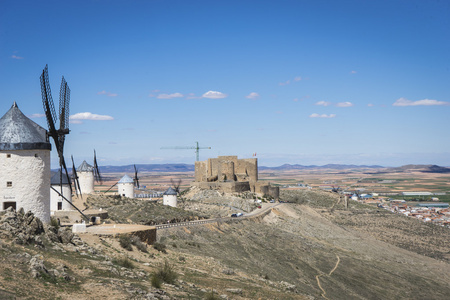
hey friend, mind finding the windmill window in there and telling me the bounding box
[35,154,38,157]
[3,202,16,210]
[57,202,62,210]
[6,154,11,158]
[7,181,12,187]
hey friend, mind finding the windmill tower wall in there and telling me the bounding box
[117,175,134,198]
[163,187,178,207]
[118,182,134,198]
[50,171,72,211]
[0,150,51,223]
[50,185,72,211]
[163,194,177,207]
[0,103,51,223]
[78,171,94,194]
[77,161,95,194]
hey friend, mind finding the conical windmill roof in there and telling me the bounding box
[51,170,71,185]
[163,187,177,196]
[118,174,134,184]
[0,102,51,151]
[77,160,94,172]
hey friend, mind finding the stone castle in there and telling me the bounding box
[191,155,279,198]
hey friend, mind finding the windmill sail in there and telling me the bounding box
[40,64,72,194]
[71,155,82,197]
[93,149,102,184]
[134,164,140,189]
[171,178,181,194]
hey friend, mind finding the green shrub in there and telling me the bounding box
[130,235,148,253]
[50,217,60,230]
[119,235,133,251]
[113,256,134,269]
[153,242,167,253]
[205,289,220,300]
[152,259,177,285]
[150,273,162,288]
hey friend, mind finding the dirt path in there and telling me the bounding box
[315,254,340,299]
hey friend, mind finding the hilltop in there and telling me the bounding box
[1,189,449,299]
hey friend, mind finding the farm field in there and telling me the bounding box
[92,166,450,202]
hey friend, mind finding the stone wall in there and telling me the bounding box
[191,181,251,193]
[192,155,278,198]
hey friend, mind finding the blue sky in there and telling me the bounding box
[1,0,449,167]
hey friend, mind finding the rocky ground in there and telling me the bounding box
[0,189,449,299]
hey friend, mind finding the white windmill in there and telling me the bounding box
[0,102,52,223]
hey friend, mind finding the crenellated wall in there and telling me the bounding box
[192,155,278,198]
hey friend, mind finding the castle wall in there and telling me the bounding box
[193,155,277,197]
[195,161,207,182]
[0,149,51,223]
[191,181,250,193]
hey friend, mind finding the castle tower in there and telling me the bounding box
[50,170,72,211]
[0,102,51,223]
[117,174,134,198]
[163,187,177,207]
[77,160,94,194]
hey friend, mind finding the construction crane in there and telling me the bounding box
[161,141,211,161]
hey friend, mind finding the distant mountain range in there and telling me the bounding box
[98,164,195,173]
[78,163,450,174]
[258,164,384,171]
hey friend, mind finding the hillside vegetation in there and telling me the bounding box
[0,189,449,299]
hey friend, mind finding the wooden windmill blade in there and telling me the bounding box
[40,65,57,132]
[104,182,118,193]
[93,149,103,184]
[171,178,181,194]
[59,76,70,132]
[134,164,140,189]
[40,64,72,195]
[71,155,82,198]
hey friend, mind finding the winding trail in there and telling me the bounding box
[315,254,341,299]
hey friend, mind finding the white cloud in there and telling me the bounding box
[11,55,24,59]
[315,101,331,106]
[368,103,374,107]
[336,101,353,107]
[246,92,260,99]
[70,112,114,124]
[97,90,118,97]
[310,113,336,118]
[202,91,227,99]
[157,92,184,99]
[351,70,357,74]
[393,97,449,106]
[280,75,306,86]
[279,80,290,86]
